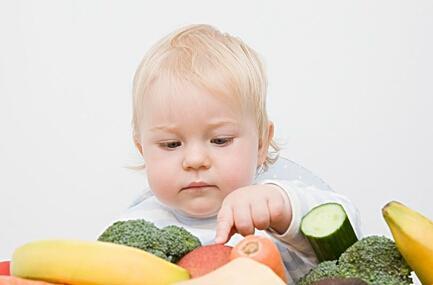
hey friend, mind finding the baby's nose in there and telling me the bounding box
[182,145,211,170]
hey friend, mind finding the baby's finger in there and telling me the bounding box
[215,205,234,244]
[225,227,236,243]
[251,200,271,230]
[234,203,255,236]
[268,194,286,224]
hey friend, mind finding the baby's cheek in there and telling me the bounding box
[146,165,177,201]
[220,160,256,194]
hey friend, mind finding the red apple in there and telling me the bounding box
[0,261,10,276]
[177,244,233,278]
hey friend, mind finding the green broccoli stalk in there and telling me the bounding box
[97,219,201,263]
[297,236,412,285]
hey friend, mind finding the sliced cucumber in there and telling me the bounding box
[301,202,358,262]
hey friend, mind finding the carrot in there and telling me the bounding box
[0,276,61,285]
[230,235,287,283]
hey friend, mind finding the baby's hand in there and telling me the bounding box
[215,184,292,244]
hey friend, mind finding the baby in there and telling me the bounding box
[118,24,361,283]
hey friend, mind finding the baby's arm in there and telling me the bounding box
[259,179,362,256]
[215,179,361,257]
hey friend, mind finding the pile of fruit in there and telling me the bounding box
[0,201,432,285]
[0,218,289,285]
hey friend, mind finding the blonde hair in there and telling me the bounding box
[132,24,279,169]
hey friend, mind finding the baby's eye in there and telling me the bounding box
[211,137,233,146]
[160,141,182,149]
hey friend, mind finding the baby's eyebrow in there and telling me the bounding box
[149,124,178,132]
[148,120,239,133]
[206,120,239,129]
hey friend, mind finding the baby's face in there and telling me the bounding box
[136,80,268,218]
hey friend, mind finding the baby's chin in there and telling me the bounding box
[179,199,221,218]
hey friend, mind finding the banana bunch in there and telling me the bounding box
[11,239,190,285]
[382,201,433,285]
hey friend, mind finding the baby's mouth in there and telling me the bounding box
[181,182,216,191]
[181,186,216,191]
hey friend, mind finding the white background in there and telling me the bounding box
[1,1,432,282]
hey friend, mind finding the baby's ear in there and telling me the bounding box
[134,140,144,156]
[258,121,274,165]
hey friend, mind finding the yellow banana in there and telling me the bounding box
[11,239,190,285]
[382,201,433,285]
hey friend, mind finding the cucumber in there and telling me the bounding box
[300,202,358,262]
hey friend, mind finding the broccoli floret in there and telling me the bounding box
[340,271,410,285]
[311,278,368,285]
[98,220,169,259]
[338,236,412,284]
[97,219,201,263]
[161,225,202,263]
[297,236,412,285]
[298,261,341,285]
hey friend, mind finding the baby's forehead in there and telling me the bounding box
[146,76,248,111]
[138,79,256,128]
